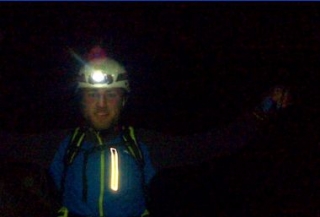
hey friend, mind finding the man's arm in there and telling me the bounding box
[138,86,292,169]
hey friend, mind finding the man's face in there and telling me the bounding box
[81,88,125,130]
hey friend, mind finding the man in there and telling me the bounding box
[50,46,156,217]
[49,46,292,217]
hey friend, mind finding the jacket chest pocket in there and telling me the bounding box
[84,147,142,194]
[108,148,143,194]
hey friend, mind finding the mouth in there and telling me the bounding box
[96,111,109,117]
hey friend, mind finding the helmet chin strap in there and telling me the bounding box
[122,99,126,107]
[122,96,129,108]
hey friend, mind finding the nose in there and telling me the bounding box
[98,93,107,107]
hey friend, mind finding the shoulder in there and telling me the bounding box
[132,127,167,143]
[54,128,79,153]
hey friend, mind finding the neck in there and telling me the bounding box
[86,124,121,138]
[98,125,121,137]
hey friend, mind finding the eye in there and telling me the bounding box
[87,92,99,99]
[106,91,119,99]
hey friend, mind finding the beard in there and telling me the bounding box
[92,115,118,131]
[83,108,120,131]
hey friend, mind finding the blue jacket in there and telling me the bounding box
[49,129,156,217]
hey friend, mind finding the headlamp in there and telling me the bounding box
[88,70,114,85]
[77,56,130,91]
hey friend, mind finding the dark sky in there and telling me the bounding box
[1,2,320,135]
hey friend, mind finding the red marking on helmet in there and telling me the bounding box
[87,46,107,61]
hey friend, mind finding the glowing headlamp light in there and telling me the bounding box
[88,70,114,84]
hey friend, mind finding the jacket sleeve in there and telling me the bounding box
[140,143,157,185]
[49,135,71,191]
[137,111,267,169]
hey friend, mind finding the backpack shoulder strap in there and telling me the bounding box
[122,126,150,205]
[121,126,145,167]
[63,127,86,166]
[60,127,86,197]
[64,126,144,167]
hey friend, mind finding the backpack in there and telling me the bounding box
[60,126,145,201]
[63,126,144,167]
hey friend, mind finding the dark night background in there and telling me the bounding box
[0,2,319,216]
[1,2,320,135]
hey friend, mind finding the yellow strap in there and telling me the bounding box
[95,132,105,217]
[57,206,68,217]
[69,132,85,163]
[70,127,80,141]
[141,209,150,217]
[128,126,143,160]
